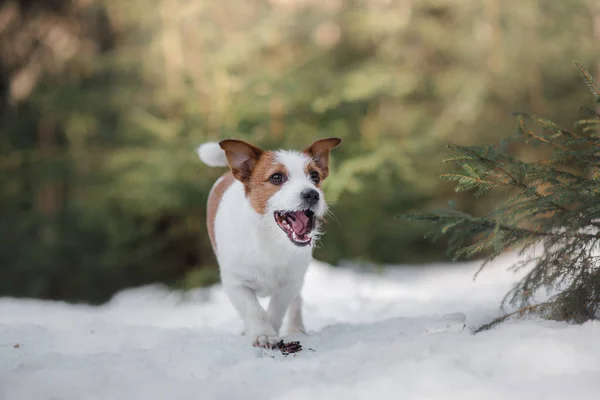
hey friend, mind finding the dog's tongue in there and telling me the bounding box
[289,211,310,234]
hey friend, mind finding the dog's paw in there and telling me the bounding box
[252,334,282,349]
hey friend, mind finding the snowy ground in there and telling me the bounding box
[1,252,599,400]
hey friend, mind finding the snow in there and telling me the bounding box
[1,252,599,400]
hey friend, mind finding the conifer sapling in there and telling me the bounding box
[407,63,600,329]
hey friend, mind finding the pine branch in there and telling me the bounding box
[440,174,498,188]
[473,303,551,334]
[517,118,569,152]
[580,106,600,120]
[410,213,600,241]
[516,117,598,166]
[513,112,579,139]
[449,145,572,215]
[575,62,600,103]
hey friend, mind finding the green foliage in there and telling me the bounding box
[408,63,600,324]
[175,266,221,291]
[1,0,600,303]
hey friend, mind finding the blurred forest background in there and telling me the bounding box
[1,0,599,304]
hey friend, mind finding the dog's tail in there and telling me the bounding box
[196,142,228,167]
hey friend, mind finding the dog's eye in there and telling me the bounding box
[309,171,320,185]
[269,173,285,185]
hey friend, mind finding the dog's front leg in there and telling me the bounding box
[267,284,302,335]
[224,285,280,348]
[286,294,306,334]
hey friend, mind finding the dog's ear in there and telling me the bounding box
[304,137,342,178]
[219,139,264,182]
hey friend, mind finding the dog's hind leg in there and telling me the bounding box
[286,294,306,335]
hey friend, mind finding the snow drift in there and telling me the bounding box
[1,252,599,400]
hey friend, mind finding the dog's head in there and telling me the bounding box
[219,138,342,248]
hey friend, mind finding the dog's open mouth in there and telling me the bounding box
[274,210,315,246]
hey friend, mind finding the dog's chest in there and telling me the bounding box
[221,232,310,294]
[242,252,308,296]
[214,182,311,294]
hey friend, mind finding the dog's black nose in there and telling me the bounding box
[301,189,320,206]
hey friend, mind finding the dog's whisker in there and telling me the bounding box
[324,208,340,225]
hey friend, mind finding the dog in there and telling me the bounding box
[197,138,342,348]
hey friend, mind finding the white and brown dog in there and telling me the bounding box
[197,138,341,348]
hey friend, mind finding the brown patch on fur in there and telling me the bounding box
[206,172,236,252]
[247,151,286,214]
[303,137,342,179]
[219,139,264,183]
[304,159,324,188]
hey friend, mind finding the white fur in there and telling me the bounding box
[201,146,325,347]
[197,142,228,167]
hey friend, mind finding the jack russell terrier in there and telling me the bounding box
[197,138,342,348]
